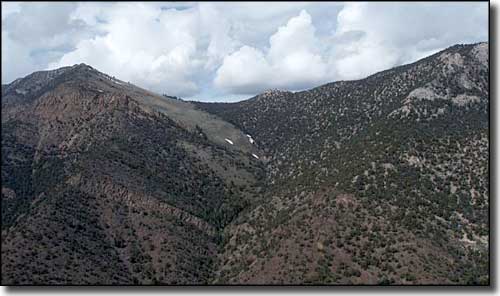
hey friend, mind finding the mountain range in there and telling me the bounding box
[1,42,489,285]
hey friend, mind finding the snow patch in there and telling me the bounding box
[246,134,255,144]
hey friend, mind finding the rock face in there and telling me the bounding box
[1,42,489,285]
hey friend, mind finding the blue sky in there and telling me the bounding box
[1,2,488,102]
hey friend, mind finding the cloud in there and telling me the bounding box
[2,2,97,84]
[214,46,273,94]
[215,10,332,95]
[2,31,35,84]
[1,2,21,20]
[48,3,203,97]
[268,10,330,88]
[215,2,487,95]
[1,2,488,100]
[330,2,489,80]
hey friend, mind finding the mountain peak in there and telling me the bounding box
[70,62,93,70]
[2,41,489,285]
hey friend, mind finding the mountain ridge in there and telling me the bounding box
[195,42,488,284]
[1,42,489,285]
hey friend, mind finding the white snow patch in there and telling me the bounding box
[224,138,234,145]
[246,134,255,144]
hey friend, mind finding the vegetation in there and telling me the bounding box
[1,43,489,285]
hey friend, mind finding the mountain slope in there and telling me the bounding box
[1,64,264,284]
[1,42,489,285]
[196,43,489,284]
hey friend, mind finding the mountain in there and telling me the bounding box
[1,64,265,284]
[195,42,489,284]
[1,42,489,285]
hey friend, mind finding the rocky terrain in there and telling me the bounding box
[1,42,489,285]
[196,42,489,285]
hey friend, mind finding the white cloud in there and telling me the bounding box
[2,2,95,84]
[268,10,330,88]
[2,3,93,50]
[2,31,36,84]
[198,3,240,72]
[330,2,489,80]
[215,10,332,95]
[214,46,273,94]
[1,2,21,20]
[1,2,488,100]
[48,3,203,97]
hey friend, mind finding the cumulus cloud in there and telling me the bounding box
[215,10,332,95]
[1,2,488,100]
[2,2,97,83]
[214,2,488,95]
[330,2,489,80]
[48,3,203,97]
[214,46,273,94]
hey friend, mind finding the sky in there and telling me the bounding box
[1,2,488,102]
